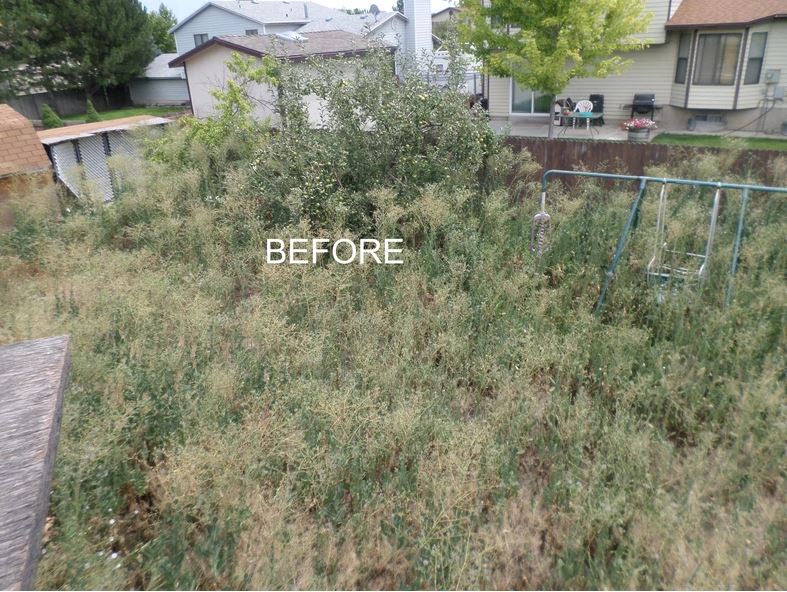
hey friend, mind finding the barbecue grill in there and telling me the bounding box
[589,94,605,125]
[630,93,656,120]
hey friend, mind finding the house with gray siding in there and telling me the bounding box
[129,54,190,106]
[170,1,412,56]
[485,0,787,134]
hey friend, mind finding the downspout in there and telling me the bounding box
[732,28,749,110]
[683,29,698,109]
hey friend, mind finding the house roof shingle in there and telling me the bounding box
[296,10,402,35]
[170,30,394,67]
[0,105,51,178]
[666,0,787,28]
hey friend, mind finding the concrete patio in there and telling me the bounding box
[489,117,630,140]
[489,116,787,143]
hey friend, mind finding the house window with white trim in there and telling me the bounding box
[245,29,259,36]
[744,32,767,84]
[511,81,550,115]
[194,33,209,46]
[674,32,691,84]
[693,33,741,85]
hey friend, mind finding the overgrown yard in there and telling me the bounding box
[1,54,785,590]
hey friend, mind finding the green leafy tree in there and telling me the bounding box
[460,0,650,137]
[148,3,177,53]
[1,0,154,98]
[40,104,64,128]
[85,99,102,122]
[0,0,49,97]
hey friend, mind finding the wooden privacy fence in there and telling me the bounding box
[504,137,786,186]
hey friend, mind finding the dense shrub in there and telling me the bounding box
[250,51,503,230]
[41,103,64,128]
[85,99,101,123]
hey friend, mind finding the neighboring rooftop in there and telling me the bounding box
[139,53,185,79]
[0,105,51,177]
[667,0,787,28]
[173,1,399,31]
[297,9,402,35]
[431,6,461,19]
[37,115,171,146]
[172,1,404,37]
[170,30,394,66]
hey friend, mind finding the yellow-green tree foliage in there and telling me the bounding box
[460,0,651,96]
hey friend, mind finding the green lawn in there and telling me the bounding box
[652,132,787,151]
[63,105,188,123]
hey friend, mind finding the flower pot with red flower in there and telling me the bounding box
[623,118,657,141]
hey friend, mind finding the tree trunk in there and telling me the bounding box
[547,94,556,139]
[543,94,556,169]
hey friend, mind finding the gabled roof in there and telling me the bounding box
[169,30,394,67]
[666,0,787,28]
[172,1,359,34]
[138,53,185,80]
[0,105,51,177]
[431,7,461,18]
[297,10,405,35]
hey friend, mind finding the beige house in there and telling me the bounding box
[170,31,395,124]
[485,0,787,133]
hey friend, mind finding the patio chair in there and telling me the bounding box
[573,100,594,130]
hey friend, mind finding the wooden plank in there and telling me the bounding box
[0,336,71,591]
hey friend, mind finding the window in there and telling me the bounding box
[674,32,691,84]
[511,82,551,115]
[194,33,209,46]
[245,29,259,36]
[744,32,767,84]
[693,33,741,85]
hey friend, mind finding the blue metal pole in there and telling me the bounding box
[541,169,787,194]
[538,170,787,314]
[725,187,750,307]
[594,177,649,316]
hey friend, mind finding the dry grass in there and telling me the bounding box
[0,133,784,590]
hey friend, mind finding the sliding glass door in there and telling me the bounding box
[511,81,551,115]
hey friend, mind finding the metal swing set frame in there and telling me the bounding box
[529,169,787,315]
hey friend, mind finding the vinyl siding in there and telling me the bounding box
[487,76,510,118]
[634,0,671,44]
[129,79,190,105]
[564,42,677,119]
[371,17,405,49]
[736,21,787,110]
[185,44,278,120]
[184,44,360,126]
[403,0,432,56]
[174,6,270,54]
[488,41,679,121]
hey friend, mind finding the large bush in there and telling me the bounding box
[41,103,64,128]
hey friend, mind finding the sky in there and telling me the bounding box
[142,0,457,21]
